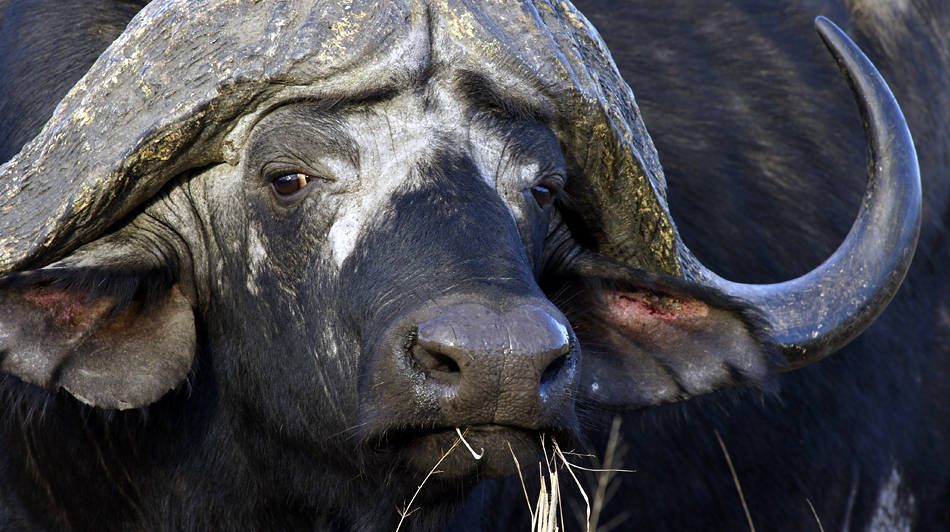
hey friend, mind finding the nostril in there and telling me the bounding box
[411,342,461,376]
[540,352,569,387]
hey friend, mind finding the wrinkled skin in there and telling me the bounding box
[0,1,945,532]
[0,2,779,530]
[469,1,950,531]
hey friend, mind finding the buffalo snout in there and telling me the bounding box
[412,303,576,428]
[362,298,580,478]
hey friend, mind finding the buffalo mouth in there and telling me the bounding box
[380,424,576,481]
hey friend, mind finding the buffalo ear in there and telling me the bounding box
[555,253,780,409]
[0,257,196,410]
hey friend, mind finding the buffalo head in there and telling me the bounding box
[0,1,919,528]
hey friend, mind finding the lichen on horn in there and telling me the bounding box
[0,0,419,273]
[0,3,915,370]
[0,0,685,280]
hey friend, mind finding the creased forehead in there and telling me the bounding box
[223,1,594,153]
[272,0,599,102]
[0,0,680,277]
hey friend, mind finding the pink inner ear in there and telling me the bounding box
[25,286,90,325]
[605,289,709,326]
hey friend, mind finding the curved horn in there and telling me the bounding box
[684,17,921,368]
[1,0,673,278]
[0,0,417,274]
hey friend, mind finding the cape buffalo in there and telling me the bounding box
[0,0,942,531]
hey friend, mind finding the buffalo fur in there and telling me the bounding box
[1,0,949,531]
[519,1,949,530]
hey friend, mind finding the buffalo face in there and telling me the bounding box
[0,51,775,487]
[0,1,918,529]
[204,83,584,479]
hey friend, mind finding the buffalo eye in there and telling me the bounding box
[271,173,311,196]
[531,184,554,207]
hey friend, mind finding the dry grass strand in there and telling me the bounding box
[553,439,590,530]
[509,441,537,524]
[715,429,755,532]
[394,435,463,532]
[806,499,825,532]
[589,417,627,532]
[456,427,484,459]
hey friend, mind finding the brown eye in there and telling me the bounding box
[531,185,554,207]
[272,173,310,196]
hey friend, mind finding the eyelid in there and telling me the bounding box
[264,167,311,183]
[262,160,315,184]
[261,152,356,187]
[536,171,565,192]
[270,172,312,196]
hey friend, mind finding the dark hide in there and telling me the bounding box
[0,3,779,528]
[449,1,950,531]
[0,1,946,532]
